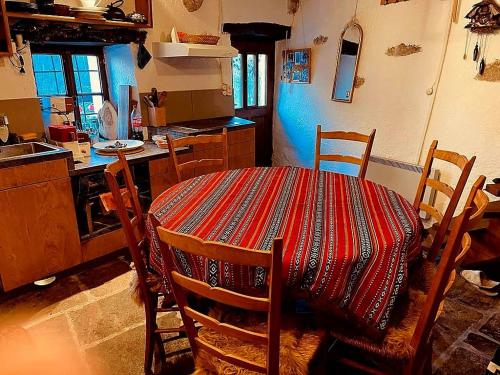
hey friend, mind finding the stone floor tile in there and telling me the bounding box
[68,289,144,346]
[434,347,489,375]
[464,332,499,358]
[433,298,483,354]
[0,275,88,328]
[479,313,500,342]
[77,258,132,298]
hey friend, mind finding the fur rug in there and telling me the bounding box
[192,307,325,375]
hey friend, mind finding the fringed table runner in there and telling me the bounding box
[147,167,422,331]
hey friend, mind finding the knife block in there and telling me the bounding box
[148,107,166,127]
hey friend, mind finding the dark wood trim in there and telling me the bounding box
[0,0,13,56]
[224,22,291,42]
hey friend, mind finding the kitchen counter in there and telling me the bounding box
[71,117,255,176]
[70,142,177,176]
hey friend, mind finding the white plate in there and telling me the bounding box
[98,100,118,140]
[93,140,144,152]
[71,6,108,11]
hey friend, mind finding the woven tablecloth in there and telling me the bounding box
[147,167,422,331]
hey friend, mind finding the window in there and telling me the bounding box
[31,46,109,130]
[231,52,268,109]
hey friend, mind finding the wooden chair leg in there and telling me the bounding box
[144,293,159,375]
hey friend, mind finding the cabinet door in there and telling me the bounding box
[0,1,13,56]
[0,178,81,291]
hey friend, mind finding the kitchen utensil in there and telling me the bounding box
[151,88,159,106]
[143,96,154,108]
[5,1,39,13]
[93,139,144,153]
[98,101,118,140]
[148,107,166,127]
[105,0,126,21]
[158,91,167,107]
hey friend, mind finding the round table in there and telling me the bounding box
[147,167,422,332]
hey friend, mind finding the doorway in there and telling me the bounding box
[231,40,275,166]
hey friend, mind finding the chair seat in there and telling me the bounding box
[330,261,437,363]
[194,311,326,375]
[100,186,137,214]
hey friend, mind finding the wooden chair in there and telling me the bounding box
[414,140,476,261]
[166,129,229,183]
[314,126,376,179]
[103,151,185,375]
[329,205,474,375]
[155,230,326,375]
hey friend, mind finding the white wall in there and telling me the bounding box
[0,43,37,100]
[272,0,499,206]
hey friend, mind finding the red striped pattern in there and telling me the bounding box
[147,167,422,331]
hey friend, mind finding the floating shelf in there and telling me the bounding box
[152,42,238,58]
[6,12,149,29]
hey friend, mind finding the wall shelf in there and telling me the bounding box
[6,12,149,29]
[152,42,238,58]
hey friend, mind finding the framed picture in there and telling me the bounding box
[282,48,312,84]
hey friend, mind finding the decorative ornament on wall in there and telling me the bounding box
[464,0,500,76]
[313,35,329,46]
[288,0,300,15]
[183,0,204,12]
[475,59,500,81]
[380,0,409,5]
[282,48,311,84]
[354,76,365,88]
[386,43,422,57]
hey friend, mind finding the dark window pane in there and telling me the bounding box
[247,54,257,106]
[232,54,243,110]
[72,55,103,95]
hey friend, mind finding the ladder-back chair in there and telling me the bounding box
[166,129,228,183]
[414,140,475,261]
[103,151,184,375]
[314,126,376,179]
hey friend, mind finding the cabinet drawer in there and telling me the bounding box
[228,127,255,145]
[0,159,69,191]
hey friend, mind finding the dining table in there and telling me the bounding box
[146,166,422,333]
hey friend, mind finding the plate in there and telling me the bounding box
[98,101,118,140]
[71,6,108,11]
[93,140,144,152]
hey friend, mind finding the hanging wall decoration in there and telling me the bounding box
[282,48,311,84]
[183,0,204,12]
[288,0,300,14]
[464,0,500,75]
[386,43,422,57]
[313,35,329,46]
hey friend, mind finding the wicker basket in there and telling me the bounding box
[177,32,220,45]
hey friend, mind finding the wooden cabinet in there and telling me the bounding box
[228,127,255,169]
[0,161,81,291]
[0,0,12,56]
[149,152,194,199]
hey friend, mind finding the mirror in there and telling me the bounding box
[332,21,363,103]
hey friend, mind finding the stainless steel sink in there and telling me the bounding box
[0,142,60,160]
[0,142,70,167]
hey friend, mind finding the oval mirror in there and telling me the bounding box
[332,21,363,103]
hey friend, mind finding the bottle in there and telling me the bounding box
[130,105,143,141]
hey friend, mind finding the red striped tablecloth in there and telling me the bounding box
[147,167,422,332]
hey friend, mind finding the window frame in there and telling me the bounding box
[30,44,110,127]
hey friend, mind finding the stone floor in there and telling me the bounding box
[0,255,498,374]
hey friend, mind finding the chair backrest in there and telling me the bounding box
[414,140,475,260]
[314,125,376,179]
[166,129,229,183]
[156,228,283,375]
[103,151,149,299]
[464,175,489,231]
[410,206,473,368]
